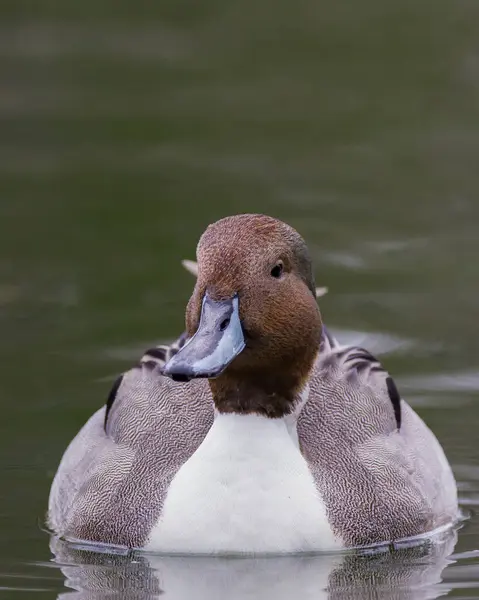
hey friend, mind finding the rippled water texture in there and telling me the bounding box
[1,0,479,597]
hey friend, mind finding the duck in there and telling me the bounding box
[48,214,458,554]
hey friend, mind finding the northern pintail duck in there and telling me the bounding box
[48,214,458,554]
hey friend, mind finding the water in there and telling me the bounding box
[1,0,479,597]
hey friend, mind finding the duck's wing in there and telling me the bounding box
[48,337,213,548]
[298,326,458,547]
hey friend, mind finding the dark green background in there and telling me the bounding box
[0,0,478,596]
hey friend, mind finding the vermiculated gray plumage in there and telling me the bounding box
[48,327,457,549]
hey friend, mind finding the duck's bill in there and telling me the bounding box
[162,293,245,382]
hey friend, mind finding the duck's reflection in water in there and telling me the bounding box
[51,529,457,600]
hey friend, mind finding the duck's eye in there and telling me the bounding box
[270,262,284,279]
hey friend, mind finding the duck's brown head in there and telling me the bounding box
[163,214,322,417]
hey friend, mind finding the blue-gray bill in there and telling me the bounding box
[162,293,245,382]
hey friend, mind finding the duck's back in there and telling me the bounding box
[48,358,214,548]
[298,329,458,547]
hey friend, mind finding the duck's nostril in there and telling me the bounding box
[219,318,230,331]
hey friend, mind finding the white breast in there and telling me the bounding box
[145,413,341,554]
